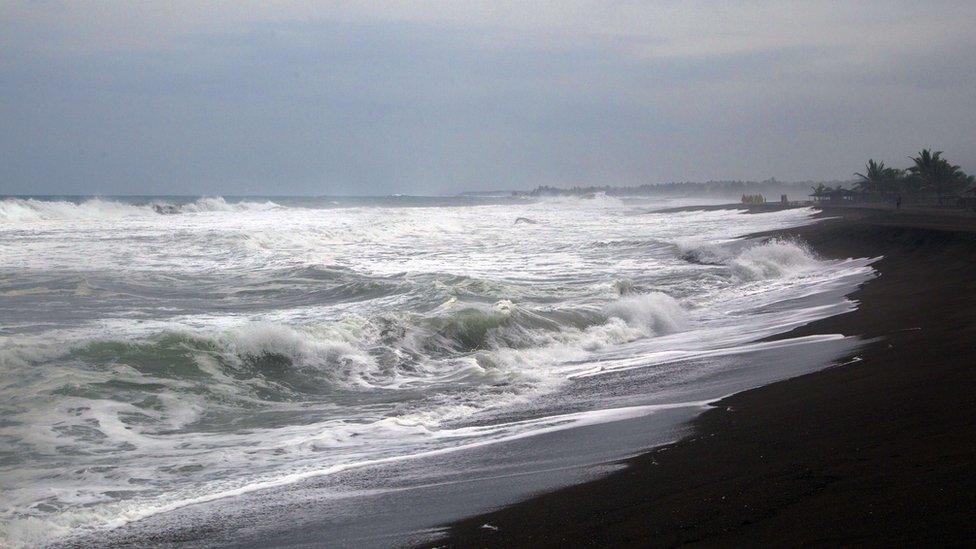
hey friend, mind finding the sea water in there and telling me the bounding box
[0,195,874,546]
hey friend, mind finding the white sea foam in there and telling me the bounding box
[603,292,688,335]
[0,197,150,221]
[0,196,281,222]
[176,196,281,213]
[730,238,820,280]
[0,198,875,548]
[0,400,712,548]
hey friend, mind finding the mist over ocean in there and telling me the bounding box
[0,195,875,546]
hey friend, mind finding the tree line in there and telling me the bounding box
[851,149,974,196]
[519,148,973,202]
[523,178,838,199]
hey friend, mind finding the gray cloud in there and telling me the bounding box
[1,2,974,195]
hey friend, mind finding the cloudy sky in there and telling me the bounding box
[2,1,975,195]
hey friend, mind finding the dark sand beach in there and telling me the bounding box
[428,206,976,547]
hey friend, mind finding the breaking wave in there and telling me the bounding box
[0,197,148,222]
[0,291,693,547]
[603,292,688,334]
[172,197,281,214]
[730,239,821,280]
[0,196,876,548]
[4,292,689,397]
[0,197,281,222]
[679,238,822,280]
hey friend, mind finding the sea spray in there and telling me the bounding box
[0,197,150,221]
[677,237,822,281]
[603,292,688,335]
[0,196,282,222]
[0,197,876,547]
[730,238,821,280]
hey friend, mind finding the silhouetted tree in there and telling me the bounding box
[810,182,829,199]
[907,149,967,195]
[854,160,903,193]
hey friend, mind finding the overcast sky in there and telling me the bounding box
[2,1,975,196]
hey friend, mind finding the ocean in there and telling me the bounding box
[0,195,875,547]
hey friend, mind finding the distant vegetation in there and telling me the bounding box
[520,178,841,200]
[517,148,975,209]
[851,149,974,196]
[811,149,975,207]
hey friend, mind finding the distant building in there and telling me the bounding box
[960,182,976,210]
[811,188,856,204]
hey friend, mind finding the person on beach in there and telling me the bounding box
[896,195,902,210]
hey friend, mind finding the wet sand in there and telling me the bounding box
[428,206,976,547]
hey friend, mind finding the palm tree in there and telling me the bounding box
[854,160,883,192]
[906,149,940,191]
[907,149,967,195]
[810,182,829,200]
[854,160,902,193]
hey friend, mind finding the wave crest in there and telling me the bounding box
[730,238,820,280]
[175,197,281,213]
[0,197,281,222]
[0,198,149,222]
[603,292,688,335]
[678,237,822,280]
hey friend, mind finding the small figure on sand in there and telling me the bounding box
[896,194,902,210]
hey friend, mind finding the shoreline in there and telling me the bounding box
[426,206,976,546]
